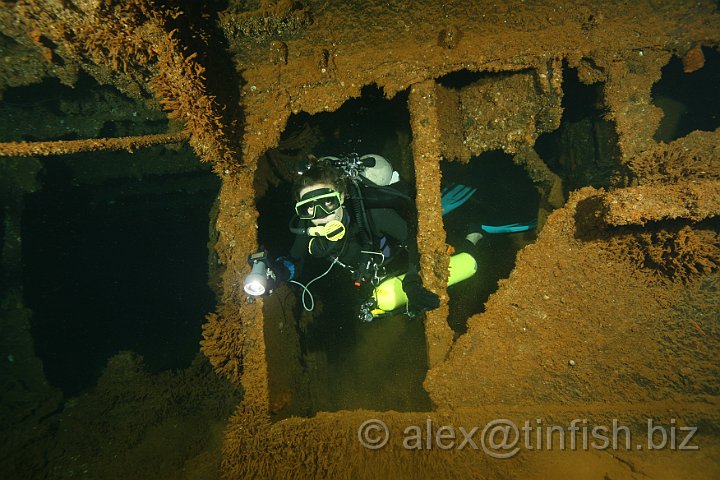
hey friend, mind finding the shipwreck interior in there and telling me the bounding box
[651,47,720,142]
[23,152,219,396]
[441,153,539,334]
[1,1,719,479]
[534,64,621,193]
[257,85,433,415]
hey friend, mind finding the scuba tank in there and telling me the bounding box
[294,154,477,321]
[359,252,478,321]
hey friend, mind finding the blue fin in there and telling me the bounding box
[480,220,537,234]
[441,184,477,216]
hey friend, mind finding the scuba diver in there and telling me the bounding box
[243,153,533,321]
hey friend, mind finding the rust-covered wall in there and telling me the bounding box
[217,0,720,475]
[1,1,719,478]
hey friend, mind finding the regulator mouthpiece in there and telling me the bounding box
[307,219,346,241]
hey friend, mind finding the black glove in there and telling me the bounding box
[402,274,440,312]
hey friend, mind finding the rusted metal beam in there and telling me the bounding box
[408,80,454,369]
[602,180,720,226]
[0,131,190,157]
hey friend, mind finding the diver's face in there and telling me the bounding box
[298,183,345,226]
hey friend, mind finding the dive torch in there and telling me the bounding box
[243,251,276,297]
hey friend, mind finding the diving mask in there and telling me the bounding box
[295,188,342,220]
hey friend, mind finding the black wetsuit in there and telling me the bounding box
[286,205,419,284]
[275,179,445,313]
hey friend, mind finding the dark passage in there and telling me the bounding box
[535,65,621,193]
[258,85,431,414]
[22,152,220,397]
[652,47,720,142]
[0,74,169,143]
[441,152,540,335]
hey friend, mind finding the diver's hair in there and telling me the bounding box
[293,159,347,200]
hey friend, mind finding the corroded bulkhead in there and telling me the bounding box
[1,1,719,478]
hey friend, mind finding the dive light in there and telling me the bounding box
[243,251,276,297]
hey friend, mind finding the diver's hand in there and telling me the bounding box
[441,184,477,216]
[403,275,440,312]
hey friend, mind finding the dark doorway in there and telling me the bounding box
[23,151,220,397]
